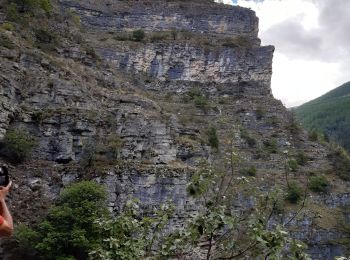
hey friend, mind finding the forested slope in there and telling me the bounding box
[295,82,350,151]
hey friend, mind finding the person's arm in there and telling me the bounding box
[0,182,13,236]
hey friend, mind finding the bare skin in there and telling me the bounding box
[0,181,13,236]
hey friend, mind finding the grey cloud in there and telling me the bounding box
[261,0,350,62]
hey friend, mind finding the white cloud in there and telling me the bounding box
[233,0,349,107]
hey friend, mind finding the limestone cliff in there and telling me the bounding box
[0,0,349,259]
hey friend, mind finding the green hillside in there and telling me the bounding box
[295,81,350,151]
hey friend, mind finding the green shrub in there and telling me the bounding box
[8,0,52,14]
[296,151,308,166]
[0,129,37,163]
[309,176,329,193]
[240,128,256,148]
[80,139,96,168]
[287,159,298,172]
[286,181,303,204]
[308,130,319,141]
[240,166,257,176]
[328,146,350,181]
[288,117,300,135]
[5,3,20,21]
[188,87,202,99]
[0,22,15,31]
[15,181,109,260]
[263,139,278,154]
[96,134,123,161]
[34,28,55,43]
[194,95,209,111]
[207,127,219,150]
[132,29,145,42]
[0,34,15,49]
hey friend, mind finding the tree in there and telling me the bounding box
[16,181,108,260]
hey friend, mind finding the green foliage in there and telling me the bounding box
[187,163,217,197]
[0,22,15,31]
[15,181,108,260]
[296,151,308,166]
[194,95,209,110]
[0,33,15,49]
[8,0,52,15]
[80,135,124,168]
[240,166,257,176]
[286,181,303,204]
[309,175,329,193]
[240,128,256,148]
[4,0,52,24]
[35,28,55,43]
[287,159,298,172]
[90,201,174,260]
[185,87,210,111]
[328,145,350,181]
[295,81,350,152]
[80,139,96,168]
[308,129,319,141]
[207,126,219,150]
[263,138,278,154]
[5,3,20,21]
[132,29,145,42]
[0,129,37,163]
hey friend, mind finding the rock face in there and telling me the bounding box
[97,44,274,89]
[0,0,349,259]
[59,0,260,41]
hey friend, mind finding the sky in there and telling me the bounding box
[219,0,350,107]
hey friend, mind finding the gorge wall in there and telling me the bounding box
[0,0,349,259]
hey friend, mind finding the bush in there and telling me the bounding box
[240,166,257,176]
[309,176,329,193]
[207,127,219,150]
[286,181,303,204]
[308,130,319,141]
[296,151,308,166]
[328,146,350,181]
[287,159,298,172]
[0,34,15,49]
[263,139,278,154]
[0,22,15,31]
[15,181,109,260]
[8,0,52,14]
[194,95,209,111]
[288,116,300,135]
[186,87,210,111]
[132,29,145,42]
[0,129,37,163]
[5,3,20,21]
[35,28,55,44]
[240,128,256,148]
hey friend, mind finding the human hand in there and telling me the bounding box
[0,181,11,201]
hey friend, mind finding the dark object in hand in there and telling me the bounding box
[0,166,9,187]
